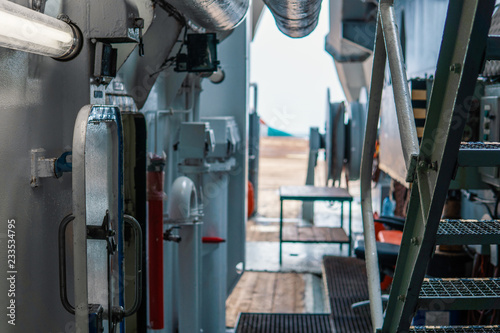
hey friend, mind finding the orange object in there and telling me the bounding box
[378,230,403,245]
[380,275,393,291]
[374,222,385,241]
[248,181,255,218]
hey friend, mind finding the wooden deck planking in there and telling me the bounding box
[330,228,349,243]
[293,273,305,312]
[246,220,280,242]
[226,271,306,328]
[248,272,276,313]
[271,273,297,313]
[312,227,331,241]
[282,224,298,241]
[226,271,260,325]
[248,219,349,244]
[298,227,314,241]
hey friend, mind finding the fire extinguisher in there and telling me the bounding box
[147,154,165,329]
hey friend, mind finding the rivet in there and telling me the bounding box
[450,63,461,74]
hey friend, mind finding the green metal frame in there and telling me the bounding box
[381,1,495,331]
[279,193,353,265]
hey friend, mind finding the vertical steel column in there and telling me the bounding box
[178,223,202,333]
[360,11,386,332]
[147,157,165,329]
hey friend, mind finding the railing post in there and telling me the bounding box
[360,10,386,332]
[380,2,420,182]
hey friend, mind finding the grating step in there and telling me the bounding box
[235,313,333,333]
[419,278,500,310]
[436,219,500,245]
[410,326,500,332]
[457,142,500,167]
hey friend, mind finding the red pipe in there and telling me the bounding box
[147,155,165,329]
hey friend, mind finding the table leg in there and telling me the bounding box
[340,201,344,253]
[340,201,344,229]
[349,200,352,256]
[279,199,283,266]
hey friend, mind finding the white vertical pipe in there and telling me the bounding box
[169,176,201,333]
[178,223,201,333]
[360,11,385,331]
[201,172,229,332]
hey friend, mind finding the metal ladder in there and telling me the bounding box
[360,0,500,332]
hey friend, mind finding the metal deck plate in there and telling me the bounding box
[437,219,500,245]
[458,142,500,167]
[323,256,372,333]
[235,313,332,333]
[419,278,500,310]
[411,326,500,332]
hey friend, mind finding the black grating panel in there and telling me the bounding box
[410,326,500,332]
[420,278,500,298]
[235,313,332,333]
[323,256,373,333]
[438,220,500,236]
[436,219,500,245]
[460,142,500,150]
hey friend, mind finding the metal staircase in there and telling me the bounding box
[360,0,500,332]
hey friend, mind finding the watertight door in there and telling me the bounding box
[72,105,124,333]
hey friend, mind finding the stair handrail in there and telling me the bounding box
[360,1,420,331]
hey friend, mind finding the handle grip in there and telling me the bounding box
[58,213,75,315]
[123,214,143,317]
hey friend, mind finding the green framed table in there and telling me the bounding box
[279,185,353,265]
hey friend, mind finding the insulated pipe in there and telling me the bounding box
[159,0,249,32]
[147,156,165,329]
[0,0,81,60]
[264,0,322,38]
[178,224,201,333]
[380,1,419,181]
[168,176,198,220]
[200,172,229,333]
[360,12,385,331]
[168,177,201,333]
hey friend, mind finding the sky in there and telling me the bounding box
[250,0,346,137]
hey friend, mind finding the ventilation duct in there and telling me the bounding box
[160,0,249,32]
[264,0,322,38]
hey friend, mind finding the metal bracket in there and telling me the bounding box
[30,0,46,12]
[31,149,72,188]
[31,149,72,187]
[164,226,182,242]
[405,153,419,183]
[86,211,117,254]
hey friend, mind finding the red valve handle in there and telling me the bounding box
[202,237,226,243]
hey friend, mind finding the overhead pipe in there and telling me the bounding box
[168,176,201,333]
[0,0,82,60]
[159,0,249,32]
[264,0,322,38]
